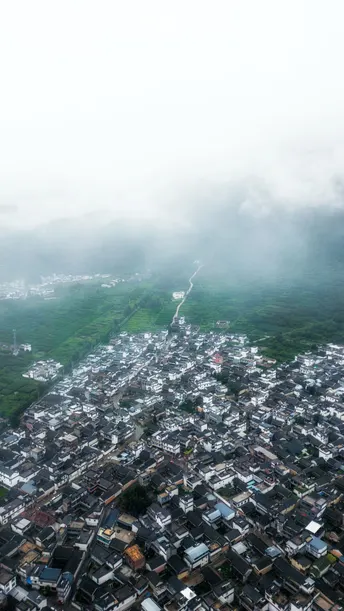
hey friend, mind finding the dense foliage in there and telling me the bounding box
[4,262,344,423]
[122,290,177,333]
[180,269,344,362]
[117,484,151,516]
[122,269,344,364]
[0,282,151,420]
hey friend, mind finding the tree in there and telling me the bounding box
[195,396,203,407]
[179,399,194,414]
[227,381,241,399]
[214,371,228,385]
[118,484,151,516]
[313,412,321,426]
[294,415,305,426]
[9,411,20,429]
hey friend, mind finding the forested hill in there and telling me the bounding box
[0,281,151,424]
[2,204,344,283]
[2,202,344,423]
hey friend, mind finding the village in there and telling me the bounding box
[0,274,119,301]
[0,323,344,611]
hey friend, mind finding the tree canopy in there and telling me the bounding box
[117,484,151,516]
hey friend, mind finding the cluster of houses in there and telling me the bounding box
[1,329,344,611]
[23,360,63,383]
[0,274,117,301]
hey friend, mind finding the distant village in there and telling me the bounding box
[0,274,120,301]
[1,323,344,611]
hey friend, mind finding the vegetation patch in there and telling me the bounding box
[117,484,152,516]
[0,282,150,420]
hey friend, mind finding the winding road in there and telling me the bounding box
[172,264,204,323]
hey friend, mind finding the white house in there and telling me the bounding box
[184,543,209,570]
[0,570,16,595]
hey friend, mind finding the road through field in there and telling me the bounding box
[172,264,203,323]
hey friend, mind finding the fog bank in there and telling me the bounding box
[1,1,344,228]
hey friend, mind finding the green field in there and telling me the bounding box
[122,299,177,332]
[123,308,161,333]
[173,269,344,362]
[0,281,151,421]
[3,265,344,423]
[109,267,344,366]
[126,268,344,364]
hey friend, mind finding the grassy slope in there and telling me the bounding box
[0,282,149,418]
[122,301,177,332]
[179,270,344,361]
[124,269,344,363]
[3,265,344,420]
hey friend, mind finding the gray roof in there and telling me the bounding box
[184,543,209,561]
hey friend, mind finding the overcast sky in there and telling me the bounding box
[1,0,344,228]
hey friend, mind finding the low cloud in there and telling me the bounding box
[0,205,17,214]
[0,1,344,229]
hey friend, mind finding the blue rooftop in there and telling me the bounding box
[40,567,62,582]
[103,509,120,528]
[265,546,282,558]
[61,571,74,584]
[20,482,37,495]
[185,543,209,561]
[215,502,235,518]
[309,537,327,550]
[206,509,221,520]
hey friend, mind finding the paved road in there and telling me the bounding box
[172,264,204,323]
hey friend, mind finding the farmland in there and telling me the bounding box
[3,263,344,422]
[0,281,151,421]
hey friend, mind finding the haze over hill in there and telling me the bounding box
[3,1,344,428]
[2,192,344,285]
[1,1,344,275]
